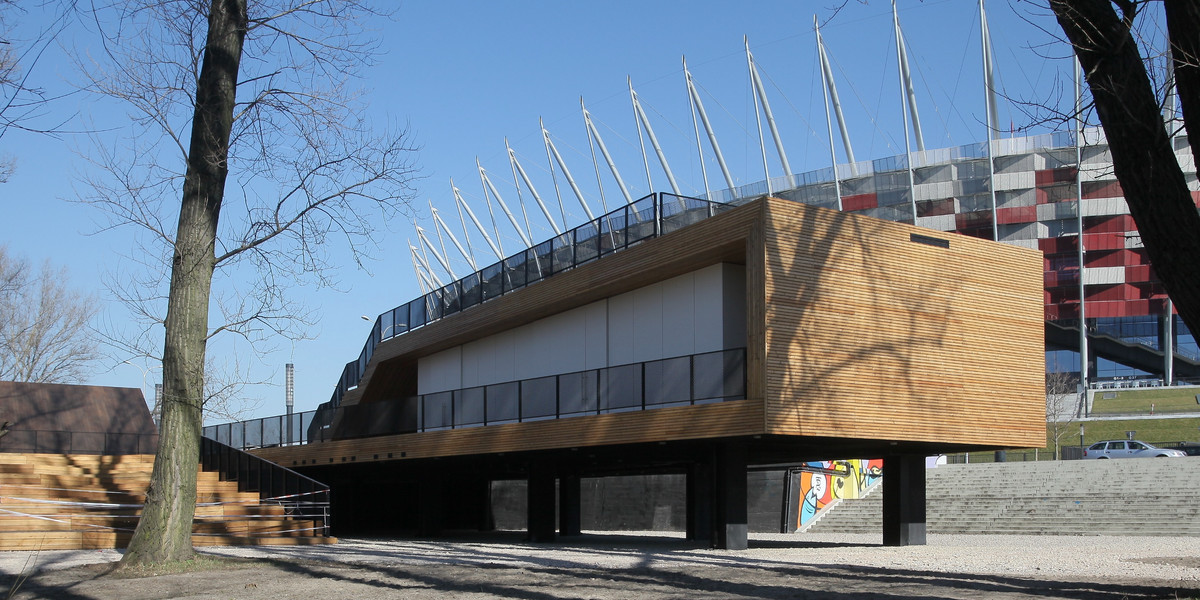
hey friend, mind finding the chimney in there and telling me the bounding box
[285,363,295,416]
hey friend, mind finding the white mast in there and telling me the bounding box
[629,77,682,195]
[475,157,506,257]
[408,241,430,295]
[416,225,456,280]
[981,0,1000,240]
[428,199,453,274]
[816,15,845,207]
[816,15,855,173]
[409,242,443,289]
[895,8,925,152]
[539,117,572,229]
[508,139,563,235]
[542,121,597,222]
[684,56,736,196]
[479,161,533,248]
[450,178,476,264]
[892,0,917,222]
[746,37,794,191]
[582,97,633,206]
[431,206,477,271]
[452,179,505,262]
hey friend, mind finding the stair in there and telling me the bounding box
[0,453,336,550]
[806,458,1200,536]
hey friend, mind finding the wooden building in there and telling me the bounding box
[250,195,1045,549]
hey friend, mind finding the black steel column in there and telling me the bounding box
[527,462,557,542]
[713,443,748,550]
[417,478,445,537]
[686,459,713,541]
[882,454,926,546]
[559,471,582,536]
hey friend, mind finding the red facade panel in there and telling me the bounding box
[1082,232,1124,251]
[841,193,877,212]
[1083,214,1136,234]
[1035,167,1077,186]
[1082,180,1123,199]
[997,205,1037,224]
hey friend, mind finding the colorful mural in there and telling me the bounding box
[797,459,883,529]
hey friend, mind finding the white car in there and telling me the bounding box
[1082,440,1186,459]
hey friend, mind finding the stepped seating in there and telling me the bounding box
[807,458,1200,536]
[0,453,335,550]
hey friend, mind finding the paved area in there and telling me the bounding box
[3,532,1199,599]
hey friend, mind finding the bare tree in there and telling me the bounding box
[0,246,101,383]
[75,0,416,564]
[1045,371,1082,460]
[1049,1,1200,339]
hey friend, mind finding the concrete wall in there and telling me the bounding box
[419,263,746,394]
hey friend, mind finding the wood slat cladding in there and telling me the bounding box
[276,196,1043,466]
[255,399,765,465]
[758,198,1045,447]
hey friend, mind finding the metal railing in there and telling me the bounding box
[0,429,159,454]
[205,348,746,451]
[200,436,331,536]
[326,193,733,410]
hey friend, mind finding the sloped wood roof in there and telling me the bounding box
[0,381,156,435]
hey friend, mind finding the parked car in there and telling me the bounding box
[1173,443,1200,457]
[1083,440,1187,459]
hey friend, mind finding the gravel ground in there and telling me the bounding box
[3,532,1200,599]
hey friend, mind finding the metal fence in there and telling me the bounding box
[0,429,158,454]
[199,436,330,536]
[325,193,733,410]
[205,347,746,451]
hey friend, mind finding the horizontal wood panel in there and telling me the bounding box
[759,198,1045,447]
[255,400,765,465]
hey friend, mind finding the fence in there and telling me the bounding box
[0,429,158,454]
[204,347,746,451]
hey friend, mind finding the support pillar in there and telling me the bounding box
[527,462,557,542]
[713,443,748,550]
[882,454,926,546]
[686,460,713,541]
[417,478,445,537]
[559,472,582,536]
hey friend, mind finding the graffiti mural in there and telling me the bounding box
[796,458,883,529]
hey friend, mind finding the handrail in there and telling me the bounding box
[205,347,746,451]
[199,436,331,536]
[323,192,731,410]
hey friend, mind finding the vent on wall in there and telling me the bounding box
[910,233,950,248]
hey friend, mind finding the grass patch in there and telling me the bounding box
[1091,387,1200,415]
[950,416,1200,463]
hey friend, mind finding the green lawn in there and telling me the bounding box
[950,416,1200,463]
[1090,387,1200,415]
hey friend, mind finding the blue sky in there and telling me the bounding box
[1,0,1080,420]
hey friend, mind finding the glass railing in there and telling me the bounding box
[0,429,159,454]
[205,348,745,451]
[324,193,732,410]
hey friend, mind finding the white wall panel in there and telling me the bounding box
[418,346,462,394]
[661,273,696,358]
[632,283,664,363]
[418,264,747,392]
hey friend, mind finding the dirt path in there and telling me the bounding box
[5,533,1200,599]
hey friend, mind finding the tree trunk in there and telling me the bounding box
[1051,0,1200,340]
[122,0,247,565]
